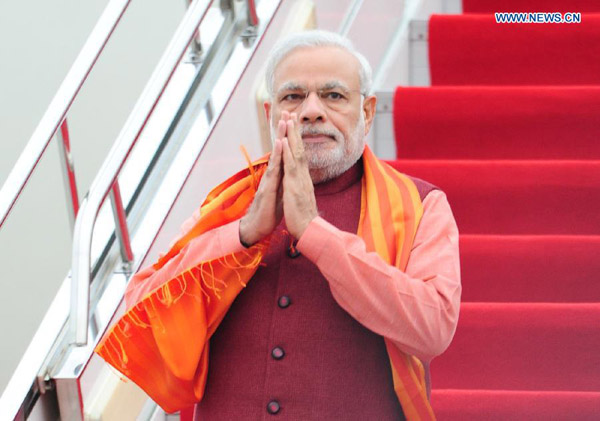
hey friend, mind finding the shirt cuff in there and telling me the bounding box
[214,219,247,256]
[296,216,337,263]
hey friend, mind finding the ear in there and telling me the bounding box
[362,95,377,136]
[264,101,272,123]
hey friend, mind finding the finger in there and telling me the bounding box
[286,118,304,159]
[266,138,283,179]
[285,120,296,157]
[268,131,281,167]
[290,113,302,152]
[281,137,296,174]
[271,138,283,169]
[260,141,281,200]
[278,111,291,140]
[291,112,303,151]
[276,119,286,140]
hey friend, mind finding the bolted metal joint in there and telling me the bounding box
[239,0,259,47]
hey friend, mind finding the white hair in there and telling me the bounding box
[265,30,373,98]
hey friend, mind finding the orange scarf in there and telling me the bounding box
[95,145,435,420]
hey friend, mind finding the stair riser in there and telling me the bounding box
[432,304,600,391]
[394,87,600,160]
[389,161,600,234]
[431,390,600,421]
[459,235,600,302]
[429,14,600,85]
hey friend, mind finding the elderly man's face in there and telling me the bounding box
[265,46,376,183]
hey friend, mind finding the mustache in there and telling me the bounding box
[299,126,341,141]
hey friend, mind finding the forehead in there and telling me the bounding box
[273,46,361,91]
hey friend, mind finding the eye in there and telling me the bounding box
[323,91,345,101]
[281,93,304,102]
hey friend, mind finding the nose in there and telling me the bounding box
[299,91,327,124]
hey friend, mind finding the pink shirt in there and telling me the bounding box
[127,188,461,364]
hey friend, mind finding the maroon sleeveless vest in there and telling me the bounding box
[194,160,437,420]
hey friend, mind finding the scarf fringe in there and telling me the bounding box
[95,241,268,375]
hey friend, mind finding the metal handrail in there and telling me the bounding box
[0,0,131,230]
[70,0,216,346]
[372,0,422,89]
[338,0,364,37]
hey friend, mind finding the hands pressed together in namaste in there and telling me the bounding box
[239,111,319,247]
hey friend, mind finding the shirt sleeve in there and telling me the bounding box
[296,189,461,362]
[124,219,246,308]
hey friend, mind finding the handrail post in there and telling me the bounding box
[185,0,203,62]
[56,119,80,230]
[109,180,134,266]
[240,0,259,46]
[246,0,259,27]
[71,195,92,346]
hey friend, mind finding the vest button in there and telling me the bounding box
[287,241,301,258]
[271,346,285,360]
[267,400,280,415]
[278,295,291,309]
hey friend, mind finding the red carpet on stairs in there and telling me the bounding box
[390,1,600,418]
[459,235,600,303]
[393,86,600,159]
[433,303,600,391]
[428,14,600,86]
[391,160,600,235]
[431,390,600,421]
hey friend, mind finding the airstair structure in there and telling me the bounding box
[1,0,284,418]
[1,0,599,419]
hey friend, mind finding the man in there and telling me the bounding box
[96,30,460,420]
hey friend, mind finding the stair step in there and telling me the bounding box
[428,14,600,85]
[432,303,600,391]
[431,389,600,420]
[393,86,600,159]
[388,160,600,235]
[460,235,600,302]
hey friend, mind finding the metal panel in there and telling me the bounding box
[443,0,462,14]
[372,91,396,159]
[409,20,430,86]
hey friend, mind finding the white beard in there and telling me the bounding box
[270,113,366,184]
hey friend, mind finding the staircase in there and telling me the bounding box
[390,2,600,419]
